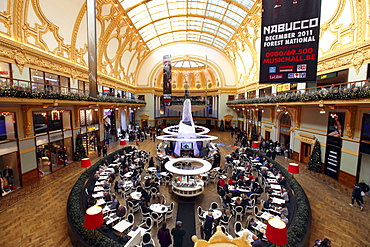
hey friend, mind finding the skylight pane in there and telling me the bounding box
[119,0,144,10]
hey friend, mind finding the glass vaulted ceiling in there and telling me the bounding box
[119,0,256,50]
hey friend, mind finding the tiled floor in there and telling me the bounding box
[0,130,369,247]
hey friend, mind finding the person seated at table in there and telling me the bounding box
[130,176,140,188]
[278,203,288,216]
[141,201,151,214]
[99,166,104,174]
[116,204,127,217]
[280,188,289,202]
[144,178,151,188]
[150,179,159,188]
[109,173,115,184]
[217,177,227,189]
[246,173,254,181]
[241,194,250,208]
[234,197,244,209]
[247,218,257,231]
[236,178,245,187]
[263,198,274,210]
[148,157,155,167]
[103,181,110,190]
[252,233,269,247]
[155,193,166,204]
[281,214,289,225]
[103,191,111,202]
[231,189,241,197]
[87,197,96,208]
[278,177,287,188]
[220,209,231,222]
[223,193,233,207]
[110,194,120,210]
[248,178,258,190]
[100,219,109,233]
[228,176,236,185]
[236,171,244,180]
[117,233,131,244]
[270,167,278,176]
[254,154,261,161]
[248,184,263,197]
[94,171,100,180]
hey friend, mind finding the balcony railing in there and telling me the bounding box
[0,76,146,104]
[227,79,370,105]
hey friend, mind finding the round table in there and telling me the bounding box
[130,192,142,201]
[149,203,168,214]
[203,209,222,220]
[148,167,157,173]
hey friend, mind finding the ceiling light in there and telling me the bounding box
[320,108,326,114]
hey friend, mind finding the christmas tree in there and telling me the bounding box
[75,133,87,161]
[307,139,322,173]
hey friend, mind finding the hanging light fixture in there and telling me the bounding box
[320,108,326,114]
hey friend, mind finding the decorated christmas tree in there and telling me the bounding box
[307,139,322,173]
[75,133,87,161]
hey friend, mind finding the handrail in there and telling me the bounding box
[228,79,370,104]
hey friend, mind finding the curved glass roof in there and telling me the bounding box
[119,0,256,50]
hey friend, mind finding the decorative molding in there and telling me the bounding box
[19,146,36,155]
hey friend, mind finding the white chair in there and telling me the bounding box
[210,202,219,210]
[165,208,174,222]
[234,221,244,237]
[151,212,163,228]
[234,206,244,221]
[139,217,153,232]
[141,232,154,246]
[197,206,205,225]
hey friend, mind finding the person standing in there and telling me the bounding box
[350,183,364,211]
[203,211,214,240]
[97,144,102,157]
[157,222,172,247]
[3,166,13,185]
[102,145,108,157]
[171,221,185,247]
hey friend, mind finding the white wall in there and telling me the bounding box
[136,42,237,88]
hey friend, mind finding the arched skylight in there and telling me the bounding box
[119,0,256,50]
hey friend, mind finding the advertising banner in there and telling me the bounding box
[163,55,172,106]
[260,0,322,84]
[324,112,345,180]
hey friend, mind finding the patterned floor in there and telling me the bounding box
[0,130,369,247]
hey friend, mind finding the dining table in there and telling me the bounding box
[113,219,133,233]
[130,192,142,201]
[235,228,255,243]
[149,203,168,214]
[203,209,222,220]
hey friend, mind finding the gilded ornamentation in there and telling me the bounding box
[352,49,365,74]
[192,226,251,247]
[21,105,36,137]
[14,50,27,74]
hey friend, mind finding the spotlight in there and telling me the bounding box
[320,108,326,114]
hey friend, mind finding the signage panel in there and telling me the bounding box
[260,0,322,84]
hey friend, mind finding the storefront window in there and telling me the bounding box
[60,76,70,95]
[30,69,44,92]
[0,62,11,88]
[33,112,48,134]
[49,110,62,131]
[0,152,20,190]
[62,111,71,130]
[44,72,59,93]
[0,112,16,141]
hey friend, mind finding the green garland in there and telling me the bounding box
[67,147,132,247]
[0,88,146,104]
[227,87,370,105]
